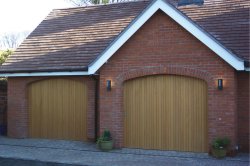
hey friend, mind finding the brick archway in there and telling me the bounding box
[110,66,216,148]
[116,66,214,84]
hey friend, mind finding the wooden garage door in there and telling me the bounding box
[124,75,208,152]
[28,78,87,141]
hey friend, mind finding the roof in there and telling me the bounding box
[0,0,249,75]
[178,0,250,62]
[0,1,150,73]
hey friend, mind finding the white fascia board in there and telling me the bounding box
[0,71,89,77]
[88,0,245,74]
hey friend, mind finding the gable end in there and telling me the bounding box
[88,0,245,74]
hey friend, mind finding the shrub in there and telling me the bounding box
[0,49,13,65]
[212,137,231,149]
[0,78,7,87]
[97,129,112,144]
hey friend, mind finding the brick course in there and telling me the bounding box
[98,11,238,150]
[237,72,249,152]
[7,76,96,140]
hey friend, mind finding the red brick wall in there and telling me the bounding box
[7,76,96,140]
[237,72,249,152]
[98,11,238,150]
[0,81,7,126]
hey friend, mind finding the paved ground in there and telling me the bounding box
[0,157,82,166]
[0,137,249,166]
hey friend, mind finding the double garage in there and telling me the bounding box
[2,0,249,154]
[27,75,208,152]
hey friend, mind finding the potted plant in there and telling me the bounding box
[97,129,113,151]
[211,137,231,158]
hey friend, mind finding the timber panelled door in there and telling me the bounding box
[124,75,208,152]
[28,78,87,141]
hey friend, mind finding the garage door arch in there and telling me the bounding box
[123,74,208,152]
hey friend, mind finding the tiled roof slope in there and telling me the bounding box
[0,0,249,73]
[177,0,250,61]
[0,1,150,73]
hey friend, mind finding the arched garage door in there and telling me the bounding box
[28,78,87,141]
[124,75,208,152]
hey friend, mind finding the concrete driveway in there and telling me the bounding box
[0,137,249,166]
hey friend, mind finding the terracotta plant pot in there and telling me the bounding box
[99,140,113,151]
[211,148,227,159]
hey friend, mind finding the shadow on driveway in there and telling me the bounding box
[0,137,249,166]
[0,157,84,166]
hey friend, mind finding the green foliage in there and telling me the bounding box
[102,129,112,141]
[97,129,112,144]
[212,137,230,149]
[0,49,13,65]
[0,50,10,87]
[0,78,7,87]
[92,0,109,4]
[68,0,117,6]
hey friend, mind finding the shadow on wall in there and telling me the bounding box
[0,79,7,135]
